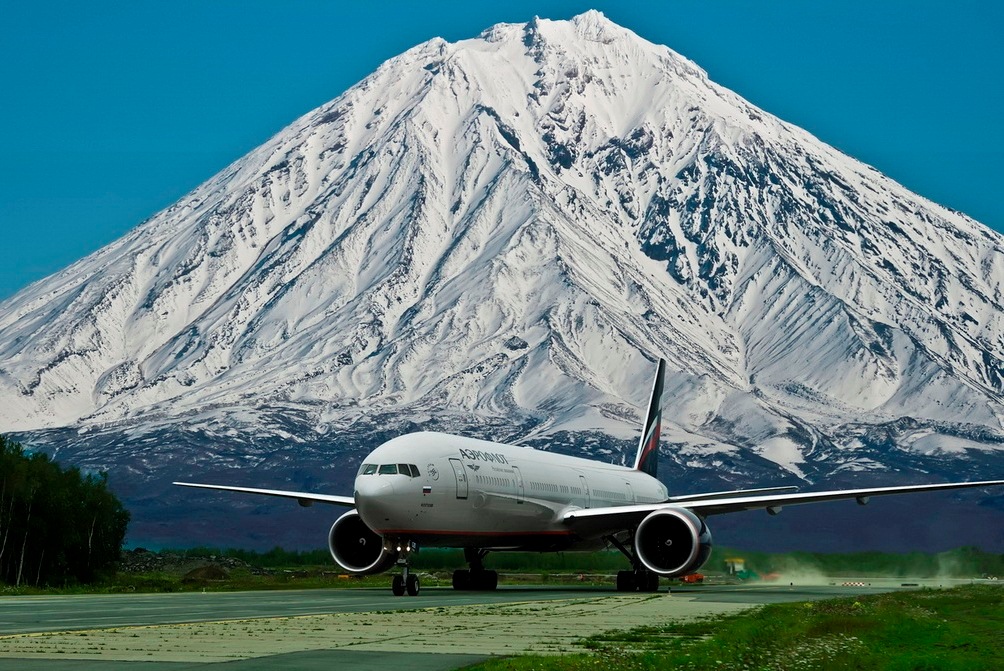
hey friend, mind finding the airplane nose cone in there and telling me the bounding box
[354,477,395,527]
[355,475,394,498]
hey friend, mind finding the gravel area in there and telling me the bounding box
[0,592,751,662]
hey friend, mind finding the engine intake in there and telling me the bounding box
[328,510,398,575]
[634,507,712,577]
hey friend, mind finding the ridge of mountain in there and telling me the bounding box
[2,11,1002,549]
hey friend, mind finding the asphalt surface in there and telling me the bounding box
[0,582,945,670]
[0,586,581,635]
[0,650,488,671]
[1,582,925,636]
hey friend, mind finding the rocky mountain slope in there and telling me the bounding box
[2,11,1002,549]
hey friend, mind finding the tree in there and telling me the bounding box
[0,435,129,586]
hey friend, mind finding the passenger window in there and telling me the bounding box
[378,464,398,475]
[361,464,377,475]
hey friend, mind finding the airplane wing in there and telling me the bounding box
[563,479,1004,534]
[677,479,1004,516]
[666,485,798,503]
[173,482,354,507]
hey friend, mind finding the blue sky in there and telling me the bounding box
[1,0,1001,300]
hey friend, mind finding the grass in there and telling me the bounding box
[465,584,1004,671]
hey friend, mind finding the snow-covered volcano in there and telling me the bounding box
[2,11,1002,549]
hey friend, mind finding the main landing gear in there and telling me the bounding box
[390,542,420,596]
[615,568,660,592]
[606,534,661,592]
[452,548,498,591]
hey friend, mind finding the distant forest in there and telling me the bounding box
[0,435,129,586]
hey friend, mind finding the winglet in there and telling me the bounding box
[633,358,665,478]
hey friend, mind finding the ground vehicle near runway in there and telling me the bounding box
[176,359,1004,596]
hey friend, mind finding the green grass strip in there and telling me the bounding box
[468,584,1003,671]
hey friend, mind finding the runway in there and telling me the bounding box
[0,587,581,636]
[0,582,945,670]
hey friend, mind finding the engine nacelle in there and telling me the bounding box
[328,510,398,575]
[634,507,713,577]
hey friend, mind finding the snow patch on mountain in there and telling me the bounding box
[1,10,1003,493]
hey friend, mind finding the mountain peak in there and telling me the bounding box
[571,9,610,26]
[569,9,625,41]
[1,12,1002,499]
[478,11,620,44]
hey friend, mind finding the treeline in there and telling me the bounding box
[0,435,129,586]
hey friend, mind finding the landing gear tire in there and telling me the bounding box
[453,549,499,591]
[392,574,405,596]
[406,573,420,596]
[452,569,470,590]
[617,569,659,592]
[479,570,498,591]
[452,568,498,591]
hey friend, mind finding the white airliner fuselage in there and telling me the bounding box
[355,431,667,551]
[176,359,1004,596]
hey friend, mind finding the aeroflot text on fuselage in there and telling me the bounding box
[458,448,509,465]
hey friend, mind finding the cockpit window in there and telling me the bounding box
[366,463,420,476]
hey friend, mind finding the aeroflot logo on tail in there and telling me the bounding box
[459,448,509,465]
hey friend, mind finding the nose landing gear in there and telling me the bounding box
[390,540,420,596]
[392,569,420,596]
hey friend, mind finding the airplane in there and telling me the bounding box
[175,358,1004,596]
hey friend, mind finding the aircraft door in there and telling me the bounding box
[512,466,524,504]
[579,475,590,508]
[449,458,468,500]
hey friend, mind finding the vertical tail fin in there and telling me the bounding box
[633,358,665,478]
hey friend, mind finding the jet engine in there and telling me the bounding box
[633,507,712,576]
[328,510,398,575]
